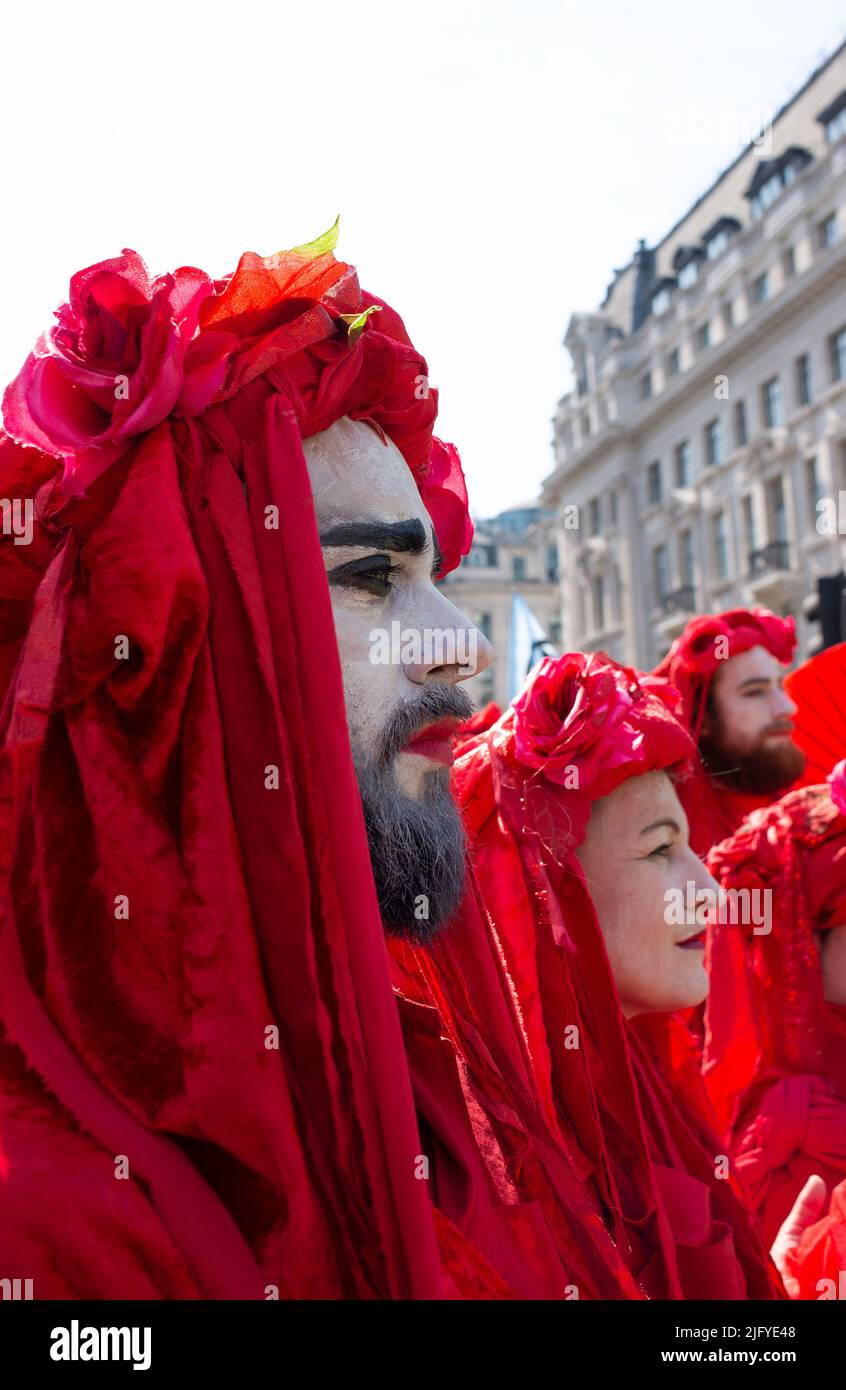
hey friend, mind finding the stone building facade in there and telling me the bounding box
[544,40,846,666]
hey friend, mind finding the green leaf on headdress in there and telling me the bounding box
[340,304,382,345]
[289,216,341,260]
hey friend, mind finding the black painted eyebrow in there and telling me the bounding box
[319,518,426,553]
[640,818,681,836]
[319,518,443,578]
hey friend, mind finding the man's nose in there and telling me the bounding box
[403,597,494,685]
[774,686,797,719]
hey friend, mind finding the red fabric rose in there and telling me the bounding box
[3,250,222,495]
[487,653,695,856]
[2,235,475,575]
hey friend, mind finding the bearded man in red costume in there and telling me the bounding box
[654,607,805,854]
[0,230,641,1300]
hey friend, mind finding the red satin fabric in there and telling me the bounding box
[0,404,448,1298]
[389,876,643,1300]
[682,773,785,859]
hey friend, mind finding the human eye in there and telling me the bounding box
[328,553,401,596]
[646,841,673,860]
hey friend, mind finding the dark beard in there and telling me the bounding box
[354,685,473,944]
[699,728,806,794]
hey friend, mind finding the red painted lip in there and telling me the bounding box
[403,718,461,767]
[677,928,707,950]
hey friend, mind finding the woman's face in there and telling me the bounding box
[575,770,717,1017]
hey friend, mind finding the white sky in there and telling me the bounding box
[2,0,845,517]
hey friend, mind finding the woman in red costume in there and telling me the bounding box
[704,769,846,1296]
[452,651,789,1298]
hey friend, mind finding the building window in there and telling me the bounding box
[678,260,699,290]
[646,460,662,506]
[591,574,605,632]
[742,495,756,552]
[705,418,724,468]
[762,376,783,429]
[751,174,785,219]
[722,300,735,332]
[640,371,653,400]
[782,245,796,279]
[588,496,601,536]
[467,547,489,568]
[653,544,670,603]
[706,229,729,261]
[666,347,680,377]
[735,399,748,447]
[580,411,591,440]
[818,212,839,249]
[609,488,619,526]
[679,529,694,586]
[806,457,822,516]
[751,271,769,304]
[512,555,526,581]
[652,287,672,316]
[830,326,846,381]
[767,476,788,544]
[712,511,729,579]
[674,440,690,488]
[826,107,846,144]
[695,321,711,352]
[548,619,562,646]
[478,611,492,639]
[796,353,813,407]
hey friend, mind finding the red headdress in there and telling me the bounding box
[453,652,783,1299]
[654,606,796,744]
[0,230,476,1298]
[705,785,846,1264]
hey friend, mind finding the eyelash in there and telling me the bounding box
[647,842,672,860]
[336,562,400,596]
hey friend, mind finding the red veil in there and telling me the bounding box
[0,236,482,1298]
[705,785,846,1287]
[452,653,784,1299]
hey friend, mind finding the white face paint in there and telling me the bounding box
[303,417,492,800]
[576,771,716,1017]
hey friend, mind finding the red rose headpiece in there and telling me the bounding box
[2,226,473,574]
[481,652,696,858]
[654,607,796,743]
